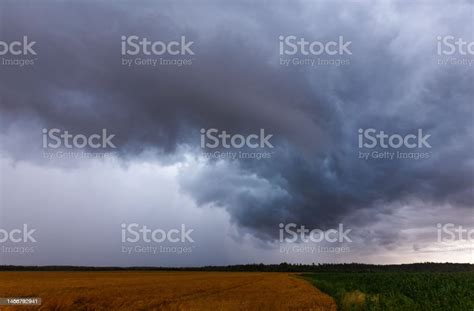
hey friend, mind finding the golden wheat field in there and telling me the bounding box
[0,271,337,311]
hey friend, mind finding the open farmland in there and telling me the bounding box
[0,271,336,311]
[304,272,474,311]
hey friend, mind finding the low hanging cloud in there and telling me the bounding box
[0,0,472,251]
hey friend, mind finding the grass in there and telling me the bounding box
[304,272,474,311]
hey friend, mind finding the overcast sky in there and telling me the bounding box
[0,0,473,266]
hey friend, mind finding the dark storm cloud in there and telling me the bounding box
[0,0,472,245]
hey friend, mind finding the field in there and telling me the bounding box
[304,272,474,311]
[0,271,336,311]
[2,269,473,311]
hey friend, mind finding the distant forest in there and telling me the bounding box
[1,262,473,272]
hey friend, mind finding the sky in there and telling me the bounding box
[0,0,473,266]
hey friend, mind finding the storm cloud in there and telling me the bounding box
[0,0,472,264]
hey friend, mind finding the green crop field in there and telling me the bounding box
[304,272,474,311]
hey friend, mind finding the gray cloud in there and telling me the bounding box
[0,0,472,257]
